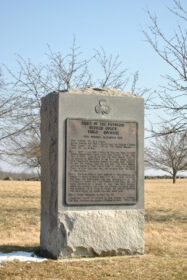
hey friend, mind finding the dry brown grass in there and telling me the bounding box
[145,179,187,258]
[0,181,40,248]
[0,179,186,280]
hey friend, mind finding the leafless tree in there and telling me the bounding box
[1,40,150,172]
[4,132,41,176]
[94,48,152,106]
[0,40,91,169]
[143,0,187,134]
[0,70,22,145]
[94,48,129,89]
[145,127,187,183]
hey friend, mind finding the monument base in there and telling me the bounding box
[40,209,144,258]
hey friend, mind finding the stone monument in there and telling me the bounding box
[40,87,144,258]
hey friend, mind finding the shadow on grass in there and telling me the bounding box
[0,246,56,259]
[145,208,187,223]
[0,245,40,255]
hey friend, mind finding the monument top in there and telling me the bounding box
[51,87,141,98]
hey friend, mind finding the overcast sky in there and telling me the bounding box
[0,0,186,174]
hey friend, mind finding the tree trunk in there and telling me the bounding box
[173,172,176,184]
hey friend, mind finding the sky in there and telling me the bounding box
[0,0,186,174]
[1,0,184,88]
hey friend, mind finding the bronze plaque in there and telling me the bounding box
[66,119,137,205]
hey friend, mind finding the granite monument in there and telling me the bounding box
[40,87,144,258]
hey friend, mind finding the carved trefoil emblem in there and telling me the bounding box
[95,99,111,115]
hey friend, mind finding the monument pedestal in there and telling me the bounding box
[41,210,144,258]
[40,88,144,259]
[58,210,144,258]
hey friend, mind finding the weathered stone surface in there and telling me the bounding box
[57,210,144,258]
[40,88,144,259]
[56,87,140,98]
[40,93,58,258]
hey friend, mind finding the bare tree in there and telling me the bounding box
[5,132,41,176]
[94,50,152,108]
[0,70,22,145]
[145,127,187,183]
[1,40,150,172]
[144,0,187,134]
[94,48,129,89]
[0,40,92,170]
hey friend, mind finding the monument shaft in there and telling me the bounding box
[40,88,144,258]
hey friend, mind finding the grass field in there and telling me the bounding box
[0,179,186,280]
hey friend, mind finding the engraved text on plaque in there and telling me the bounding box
[66,119,137,205]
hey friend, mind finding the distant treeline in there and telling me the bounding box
[0,171,186,181]
[145,175,187,179]
[0,171,40,181]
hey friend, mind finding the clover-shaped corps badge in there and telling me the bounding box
[95,99,110,115]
